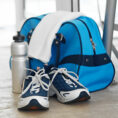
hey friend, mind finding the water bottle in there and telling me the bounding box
[11,32,29,93]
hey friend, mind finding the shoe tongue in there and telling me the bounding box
[44,64,55,73]
[26,69,35,76]
[36,66,50,84]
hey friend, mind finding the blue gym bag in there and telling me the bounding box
[10,14,115,92]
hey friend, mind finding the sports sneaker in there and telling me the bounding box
[48,67,90,103]
[18,67,51,110]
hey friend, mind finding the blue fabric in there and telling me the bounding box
[29,58,44,70]
[20,14,46,42]
[65,20,94,55]
[59,63,78,74]
[79,63,114,92]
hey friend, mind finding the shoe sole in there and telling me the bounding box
[18,96,49,110]
[18,99,49,111]
[64,91,90,103]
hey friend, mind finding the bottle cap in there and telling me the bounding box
[13,31,25,42]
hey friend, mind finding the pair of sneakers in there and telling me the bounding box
[18,65,90,110]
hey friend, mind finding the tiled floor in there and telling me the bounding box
[0,47,118,118]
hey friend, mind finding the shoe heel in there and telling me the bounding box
[49,86,55,97]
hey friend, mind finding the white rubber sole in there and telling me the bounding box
[50,85,90,103]
[18,96,49,110]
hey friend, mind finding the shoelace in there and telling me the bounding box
[21,68,54,96]
[50,68,81,87]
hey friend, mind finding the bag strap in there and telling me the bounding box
[54,33,66,67]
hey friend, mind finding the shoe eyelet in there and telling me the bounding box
[86,58,89,62]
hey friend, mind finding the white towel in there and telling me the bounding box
[28,11,83,63]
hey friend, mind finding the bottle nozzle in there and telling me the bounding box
[17,31,20,36]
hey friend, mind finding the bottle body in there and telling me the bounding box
[11,41,29,93]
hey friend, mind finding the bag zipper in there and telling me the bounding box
[78,19,96,55]
[90,37,96,55]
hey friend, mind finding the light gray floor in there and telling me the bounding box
[0,47,118,118]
